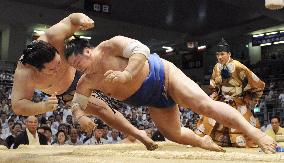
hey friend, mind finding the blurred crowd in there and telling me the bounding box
[0,85,198,148]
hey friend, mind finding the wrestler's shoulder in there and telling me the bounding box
[14,64,35,79]
[96,40,115,56]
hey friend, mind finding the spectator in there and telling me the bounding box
[55,114,62,124]
[66,128,83,145]
[13,116,47,149]
[37,126,45,135]
[58,123,68,137]
[65,115,73,126]
[0,112,8,129]
[266,116,284,141]
[102,126,110,140]
[82,131,93,144]
[1,100,9,114]
[85,124,108,145]
[108,129,121,144]
[5,122,22,148]
[53,130,67,145]
[74,122,84,142]
[261,121,272,132]
[2,119,14,139]
[42,126,53,145]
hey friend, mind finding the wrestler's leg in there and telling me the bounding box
[165,62,276,153]
[84,96,157,150]
[148,105,224,152]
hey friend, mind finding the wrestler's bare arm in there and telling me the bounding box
[76,74,94,97]
[11,68,57,116]
[39,13,94,48]
[103,36,148,83]
[69,75,100,133]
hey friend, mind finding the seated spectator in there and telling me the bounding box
[74,122,84,142]
[5,122,22,148]
[261,121,272,132]
[55,114,63,124]
[37,126,45,135]
[58,123,68,134]
[1,100,9,114]
[65,115,73,126]
[52,130,67,145]
[102,125,110,141]
[0,111,8,129]
[2,119,14,139]
[46,120,51,127]
[13,116,47,149]
[107,129,121,144]
[42,126,53,145]
[266,116,284,141]
[82,130,93,144]
[66,128,83,145]
[84,124,108,145]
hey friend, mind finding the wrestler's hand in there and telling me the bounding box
[80,16,94,30]
[43,93,58,112]
[104,70,132,84]
[72,107,97,133]
[76,115,97,134]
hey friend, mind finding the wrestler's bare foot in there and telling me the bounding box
[255,131,277,154]
[200,135,226,152]
[139,130,158,151]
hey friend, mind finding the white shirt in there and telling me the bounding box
[261,124,272,132]
[26,129,40,145]
[62,109,72,123]
[66,139,83,145]
[107,136,121,144]
[2,127,11,139]
[84,137,108,145]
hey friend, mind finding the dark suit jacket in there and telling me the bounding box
[13,130,47,149]
[5,135,15,148]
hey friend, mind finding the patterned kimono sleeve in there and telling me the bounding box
[209,64,221,94]
[241,64,265,101]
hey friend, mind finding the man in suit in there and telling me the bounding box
[13,116,47,149]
